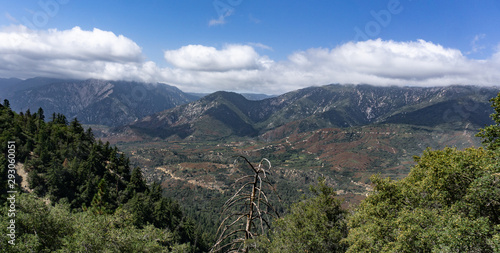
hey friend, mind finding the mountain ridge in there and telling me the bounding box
[123,84,499,140]
[3,78,198,127]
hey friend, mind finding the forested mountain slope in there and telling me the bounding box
[0,100,208,252]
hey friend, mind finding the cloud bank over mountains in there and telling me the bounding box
[1,25,500,94]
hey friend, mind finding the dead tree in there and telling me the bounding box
[210,156,280,253]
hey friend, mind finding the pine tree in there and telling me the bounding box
[3,99,10,108]
[128,167,147,193]
[37,107,45,121]
[90,178,111,215]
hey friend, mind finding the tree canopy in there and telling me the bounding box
[250,92,500,252]
[344,147,499,252]
[3,90,500,252]
[0,101,208,252]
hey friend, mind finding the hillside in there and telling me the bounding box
[2,83,500,252]
[0,77,22,95]
[122,84,498,140]
[3,78,197,127]
[97,84,500,238]
[0,101,209,252]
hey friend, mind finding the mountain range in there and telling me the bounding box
[1,77,197,126]
[3,77,500,215]
[124,84,498,140]
[103,83,500,215]
[2,77,498,142]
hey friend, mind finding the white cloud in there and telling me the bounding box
[163,44,271,71]
[0,25,142,62]
[0,25,144,80]
[1,25,500,95]
[159,39,500,94]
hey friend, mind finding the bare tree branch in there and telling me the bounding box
[210,156,281,253]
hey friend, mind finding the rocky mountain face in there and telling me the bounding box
[0,77,23,95]
[5,78,197,126]
[125,84,498,140]
[101,83,500,217]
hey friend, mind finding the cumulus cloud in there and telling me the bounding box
[0,25,143,79]
[289,39,468,81]
[161,39,500,94]
[1,25,142,62]
[1,25,500,94]
[163,44,272,71]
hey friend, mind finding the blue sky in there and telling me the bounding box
[1,0,500,94]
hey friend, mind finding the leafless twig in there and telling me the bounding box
[210,156,280,253]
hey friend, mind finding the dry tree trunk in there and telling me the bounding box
[210,156,280,253]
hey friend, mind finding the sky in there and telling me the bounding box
[0,0,500,94]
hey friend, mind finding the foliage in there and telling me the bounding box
[0,193,192,253]
[344,147,500,252]
[0,194,74,252]
[478,91,500,150]
[0,101,208,252]
[265,177,348,253]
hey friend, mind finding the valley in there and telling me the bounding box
[3,77,497,234]
[105,121,483,231]
[3,77,500,251]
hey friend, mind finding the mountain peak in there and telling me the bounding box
[6,78,197,126]
[123,84,499,141]
[203,91,248,102]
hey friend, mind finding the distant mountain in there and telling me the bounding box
[188,92,276,101]
[126,91,260,139]
[7,78,198,126]
[0,77,23,96]
[124,84,499,140]
[240,93,276,100]
[0,77,80,98]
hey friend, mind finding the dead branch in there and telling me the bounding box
[210,156,280,253]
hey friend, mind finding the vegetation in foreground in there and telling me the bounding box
[1,92,500,252]
[214,94,500,252]
[0,101,208,252]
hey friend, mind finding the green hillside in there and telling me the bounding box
[2,86,500,252]
[0,100,208,252]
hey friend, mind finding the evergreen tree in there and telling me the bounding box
[478,92,500,149]
[3,99,10,108]
[36,107,45,121]
[90,178,111,215]
[266,178,348,252]
[344,148,500,252]
[128,167,147,193]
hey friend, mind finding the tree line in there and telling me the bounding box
[0,100,209,252]
[212,94,500,252]
[1,92,500,252]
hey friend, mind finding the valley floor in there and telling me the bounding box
[99,123,482,217]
